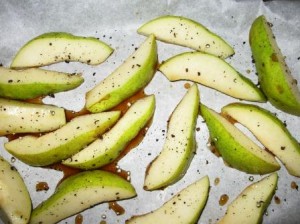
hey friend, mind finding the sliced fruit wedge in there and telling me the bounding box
[218,173,278,224]
[11,32,113,68]
[0,67,83,100]
[138,15,234,58]
[126,175,209,224]
[144,84,199,190]
[200,104,280,174]
[63,95,155,169]
[0,98,66,136]
[0,156,32,224]
[249,15,300,116]
[85,35,157,113]
[4,111,121,166]
[159,52,266,102]
[30,170,136,224]
[222,103,300,177]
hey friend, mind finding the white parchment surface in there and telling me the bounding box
[0,0,299,223]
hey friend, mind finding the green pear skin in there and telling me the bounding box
[200,104,280,174]
[127,176,210,224]
[30,170,136,224]
[159,52,266,102]
[144,84,199,190]
[11,32,113,68]
[0,67,83,100]
[249,15,300,116]
[222,103,300,177]
[0,156,32,224]
[218,173,278,224]
[85,34,157,113]
[5,111,121,166]
[138,15,234,58]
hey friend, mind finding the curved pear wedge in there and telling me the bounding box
[11,32,113,68]
[85,35,157,113]
[5,111,121,166]
[249,15,300,116]
[126,175,209,224]
[0,156,31,224]
[0,98,66,136]
[30,170,136,224]
[144,84,199,190]
[218,173,278,224]
[222,103,300,177]
[159,52,266,102]
[200,104,280,174]
[0,67,83,100]
[138,15,234,58]
[63,95,155,169]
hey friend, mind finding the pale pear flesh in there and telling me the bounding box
[144,84,199,190]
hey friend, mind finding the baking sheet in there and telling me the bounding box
[0,0,300,223]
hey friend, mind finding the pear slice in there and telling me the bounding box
[30,170,136,224]
[126,175,209,224]
[138,15,234,58]
[85,35,157,113]
[222,103,300,177]
[0,156,31,224]
[0,67,83,100]
[218,173,278,224]
[0,98,66,136]
[200,104,280,174]
[249,15,300,116]
[144,84,199,190]
[11,32,113,68]
[63,95,155,169]
[159,52,266,102]
[4,111,121,166]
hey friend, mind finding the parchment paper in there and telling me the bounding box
[0,0,299,223]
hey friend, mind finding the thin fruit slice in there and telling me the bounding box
[4,111,121,166]
[249,15,300,116]
[126,175,209,224]
[222,103,300,177]
[11,32,113,68]
[138,15,234,58]
[200,104,280,174]
[218,173,278,224]
[0,98,66,136]
[144,84,199,190]
[0,67,83,100]
[63,95,155,169]
[30,170,136,224]
[0,156,31,224]
[159,52,266,102]
[85,35,157,113]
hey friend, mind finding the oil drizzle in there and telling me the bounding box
[219,194,229,206]
[108,201,125,216]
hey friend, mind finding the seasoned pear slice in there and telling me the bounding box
[218,173,278,224]
[144,84,199,190]
[222,103,300,177]
[138,15,234,58]
[4,111,121,166]
[0,98,66,136]
[200,104,280,174]
[159,52,266,102]
[0,67,83,100]
[11,32,113,68]
[126,175,209,224]
[85,35,157,113]
[30,170,136,224]
[63,95,155,169]
[0,156,31,224]
[249,15,300,116]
